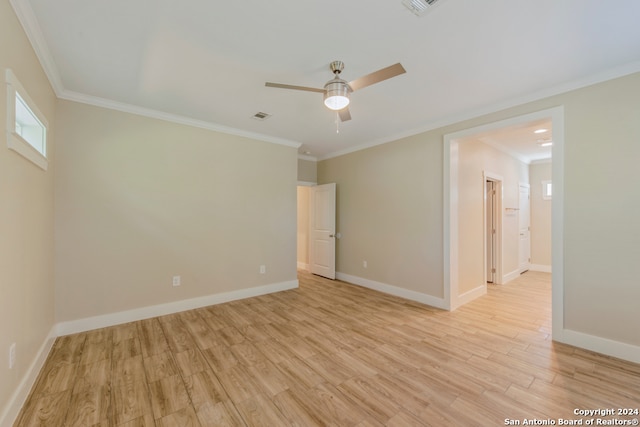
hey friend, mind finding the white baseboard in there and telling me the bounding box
[502,269,521,284]
[453,284,487,310]
[558,328,640,364]
[336,272,447,310]
[530,264,552,273]
[56,279,299,336]
[0,326,57,427]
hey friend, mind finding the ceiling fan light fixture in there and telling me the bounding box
[323,80,351,111]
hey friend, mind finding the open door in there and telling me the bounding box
[519,183,531,274]
[309,183,336,279]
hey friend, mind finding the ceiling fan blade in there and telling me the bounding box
[348,63,406,92]
[265,82,325,93]
[338,107,351,122]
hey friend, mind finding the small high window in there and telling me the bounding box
[542,180,552,200]
[5,69,48,170]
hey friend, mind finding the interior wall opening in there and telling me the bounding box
[444,106,564,341]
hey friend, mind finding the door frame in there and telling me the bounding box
[483,172,503,286]
[308,183,337,279]
[518,182,531,274]
[443,106,564,341]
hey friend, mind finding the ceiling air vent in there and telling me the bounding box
[251,112,271,121]
[402,0,445,16]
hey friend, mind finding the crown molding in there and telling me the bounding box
[59,90,302,148]
[10,0,301,150]
[319,60,640,160]
[9,0,64,96]
[11,0,640,160]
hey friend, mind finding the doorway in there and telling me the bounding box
[444,106,564,340]
[296,183,337,280]
[484,176,502,284]
[519,183,531,274]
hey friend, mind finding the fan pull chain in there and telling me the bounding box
[335,112,340,134]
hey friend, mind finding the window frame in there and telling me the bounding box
[5,69,48,170]
[542,180,552,200]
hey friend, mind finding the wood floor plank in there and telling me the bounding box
[195,400,247,427]
[72,358,111,395]
[184,369,229,408]
[156,405,201,427]
[235,392,292,427]
[13,270,640,426]
[15,389,72,427]
[110,383,152,425]
[148,374,191,419]
[143,351,179,383]
[65,385,110,427]
[137,318,170,358]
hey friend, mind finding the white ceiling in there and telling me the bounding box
[13,0,640,159]
[463,118,553,164]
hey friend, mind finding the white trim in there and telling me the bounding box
[530,264,552,273]
[336,272,447,310]
[550,107,565,341]
[502,269,522,284]
[456,285,487,307]
[0,326,57,427]
[5,69,49,170]
[444,106,565,329]
[296,181,317,187]
[296,262,309,271]
[8,0,64,96]
[542,180,552,200]
[56,280,298,336]
[11,0,640,162]
[319,61,640,160]
[559,329,640,365]
[297,154,317,162]
[518,182,532,274]
[483,172,504,288]
[58,90,302,149]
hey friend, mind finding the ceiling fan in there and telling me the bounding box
[265,61,406,122]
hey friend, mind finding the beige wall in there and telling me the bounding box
[530,161,552,268]
[297,186,310,268]
[297,158,317,183]
[457,140,528,293]
[0,0,57,420]
[54,100,298,322]
[561,73,640,345]
[319,71,640,347]
[318,134,444,297]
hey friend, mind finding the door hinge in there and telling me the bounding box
[492,268,496,273]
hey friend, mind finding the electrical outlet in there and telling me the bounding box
[363,260,368,268]
[9,343,16,369]
[259,265,266,274]
[172,276,181,287]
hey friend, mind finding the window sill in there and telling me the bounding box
[7,131,48,170]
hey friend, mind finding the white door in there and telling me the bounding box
[309,183,336,279]
[519,184,531,273]
[486,181,496,283]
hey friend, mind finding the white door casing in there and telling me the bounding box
[309,183,336,279]
[519,183,531,273]
[486,180,496,283]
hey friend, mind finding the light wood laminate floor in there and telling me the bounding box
[15,271,640,426]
